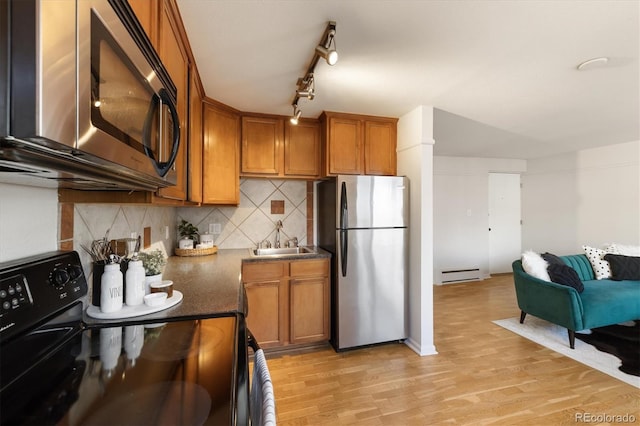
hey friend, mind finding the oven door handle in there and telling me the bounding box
[142,89,180,177]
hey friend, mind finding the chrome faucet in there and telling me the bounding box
[274,220,283,248]
[285,237,298,248]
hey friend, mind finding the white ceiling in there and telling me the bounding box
[176,0,639,160]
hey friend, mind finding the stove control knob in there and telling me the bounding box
[51,269,70,288]
[68,264,84,280]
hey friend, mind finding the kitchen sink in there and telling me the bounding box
[250,246,316,257]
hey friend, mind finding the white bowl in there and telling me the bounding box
[144,292,167,307]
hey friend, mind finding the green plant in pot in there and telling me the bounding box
[178,219,199,249]
[138,249,167,287]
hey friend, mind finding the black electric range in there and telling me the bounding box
[0,251,250,425]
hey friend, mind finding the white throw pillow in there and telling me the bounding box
[582,245,611,279]
[605,243,640,257]
[521,251,550,281]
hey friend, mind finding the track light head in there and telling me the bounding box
[290,107,302,125]
[316,45,338,66]
[296,89,315,100]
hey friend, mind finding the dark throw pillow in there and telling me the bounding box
[542,252,565,266]
[603,254,640,281]
[547,263,584,293]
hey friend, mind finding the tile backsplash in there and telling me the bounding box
[72,204,177,277]
[67,178,311,280]
[177,178,308,249]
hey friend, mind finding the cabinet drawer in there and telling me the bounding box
[290,259,328,277]
[242,262,286,281]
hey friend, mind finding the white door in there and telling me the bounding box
[488,173,521,274]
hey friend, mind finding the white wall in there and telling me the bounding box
[0,183,59,262]
[522,140,640,254]
[397,105,436,356]
[433,157,526,282]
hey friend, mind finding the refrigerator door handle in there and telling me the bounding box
[340,181,348,230]
[340,230,348,277]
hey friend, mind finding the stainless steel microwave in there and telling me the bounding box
[0,0,180,191]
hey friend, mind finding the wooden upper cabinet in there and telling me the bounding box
[202,100,240,205]
[364,119,397,175]
[156,0,188,200]
[188,69,203,203]
[127,0,158,47]
[321,111,397,176]
[284,120,321,178]
[240,115,321,178]
[324,115,362,175]
[241,116,282,175]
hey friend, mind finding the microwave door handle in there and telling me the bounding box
[142,93,160,163]
[160,89,180,177]
[158,98,164,162]
[144,89,180,177]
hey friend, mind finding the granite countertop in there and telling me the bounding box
[83,247,331,325]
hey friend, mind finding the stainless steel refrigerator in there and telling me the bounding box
[318,175,409,350]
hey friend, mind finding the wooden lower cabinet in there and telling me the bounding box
[244,279,287,347]
[290,276,329,344]
[242,258,330,349]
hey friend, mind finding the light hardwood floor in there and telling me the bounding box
[261,274,640,425]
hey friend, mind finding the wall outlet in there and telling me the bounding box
[211,223,221,234]
[165,225,169,239]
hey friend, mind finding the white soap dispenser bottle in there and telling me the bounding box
[101,257,123,313]
[125,256,145,306]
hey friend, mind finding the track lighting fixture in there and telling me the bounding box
[296,89,314,100]
[315,29,338,66]
[315,46,338,66]
[296,74,315,100]
[289,22,338,125]
[290,105,302,125]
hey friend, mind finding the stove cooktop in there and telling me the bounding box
[0,251,250,425]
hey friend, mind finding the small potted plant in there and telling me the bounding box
[138,249,167,288]
[178,219,199,249]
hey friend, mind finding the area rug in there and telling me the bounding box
[493,316,640,388]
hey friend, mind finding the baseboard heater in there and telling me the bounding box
[440,268,481,284]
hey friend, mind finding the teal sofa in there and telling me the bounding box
[512,254,640,348]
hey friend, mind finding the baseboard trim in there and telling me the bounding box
[405,337,438,356]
